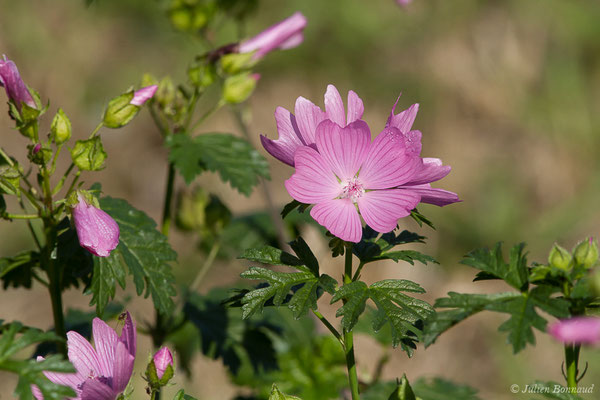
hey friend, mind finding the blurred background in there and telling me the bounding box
[1,0,599,398]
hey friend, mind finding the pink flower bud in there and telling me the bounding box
[32,143,41,154]
[0,55,36,110]
[72,194,119,257]
[548,317,600,346]
[396,0,414,7]
[130,85,158,106]
[153,346,173,379]
[239,12,307,59]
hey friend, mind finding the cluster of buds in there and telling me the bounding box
[548,237,599,271]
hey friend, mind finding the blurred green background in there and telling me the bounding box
[1,0,599,398]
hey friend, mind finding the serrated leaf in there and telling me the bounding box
[461,242,528,291]
[387,375,417,400]
[353,226,426,264]
[0,322,76,400]
[331,279,433,350]
[269,384,302,400]
[167,133,270,196]
[410,208,435,229]
[281,200,310,219]
[0,251,39,289]
[240,267,335,319]
[88,196,177,315]
[239,246,302,268]
[380,250,438,266]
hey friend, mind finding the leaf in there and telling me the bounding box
[239,247,302,268]
[410,208,435,229]
[0,251,39,289]
[387,375,417,400]
[353,226,427,264]
[172,389,199,400]
[281,200,310,219]
[88,196,177,315]
[0,322,76,400]
[0,163,21,196]
[461,242,529,291]
[412,377,481,400]
[381,250,438,266]
[167,133,270,196]
[269,384,302,400]
[331,279,433,350]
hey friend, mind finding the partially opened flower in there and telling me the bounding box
[153,346,173,380]
[286,119,424,242]
[239,12,307,60]
[130,85,158,106]
[548,317,600,346]
[0,55,36,110]
[72,193,120,257]
[260,85,364,166]
[33,312,137,400]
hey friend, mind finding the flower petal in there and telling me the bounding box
[285,147,340,204]
[73,195,120,258]
[403,130,422,157]
[92,318,118,378]
[357,189,420,233]
[31,385,44,400]
[260,106,305,166]
[239,12,307,59]
[310,198,362,242]
[111,341,135,393]
[359,127,420,189]
[66,331,103,380]
[386,97,419,133]
[404,184,460,206]
[118,311,136,358]
[406,158,452,185]
[80,379,115,400]
[315,119,370,181]
[548,317,600,346]
[37,356,83,395]
[346,90,364,124]
[324,84,346,126]
[294,96,326,144]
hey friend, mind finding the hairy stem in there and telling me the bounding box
[160,163,176,237]
[565,344,580,390]
[189,241,221,292]
[344,246,360,400]
[312,309,343,343]
[43,219,67,356]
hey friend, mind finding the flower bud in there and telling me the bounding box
[103,85,157,129]
[188,63,216,88]
[238,12,307,60]
[70,137,107,171]
[220,53,256,75]
[153,347,173,380]
[573,237,599,269]
[176,189,209,232]
[222,73,259,104]
[29,143,52,165]
[548,244,572,270]
[72,192,119,257]
[50,108,72,144]
[131,85,158,106]
[0,56,36,110]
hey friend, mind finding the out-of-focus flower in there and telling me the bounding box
[33,312,137,400]
[32,144,41,154]
[130,85,158,106]
[153,347,174,380]
[548,317,600,346]
[261,85,364,166]
[573,237,599,269]
[72,193,119,257]
[239,12,307,60]
[0,55,36,110]
[396,0,413,7]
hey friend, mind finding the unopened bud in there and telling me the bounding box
[222,72,259,104]
[50,108,72,144]
[548,244,572,270]
[573,237,599,269]
[153,347,174,380]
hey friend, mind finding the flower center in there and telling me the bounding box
[340,178,365,203]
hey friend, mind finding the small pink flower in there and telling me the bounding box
[548,317,600,346]
[32,143,41,154]
[153,347,174,379]
[72,194,120,257]
[396,0,413,7]
[130,85,158,106]
[0,55,36,110]
[32,312,137,400]
[239,12,307,59]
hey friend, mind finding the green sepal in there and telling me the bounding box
[222,72,258,104]
[50,108,72,144]
[387,375,417,400]
[269,384,302,400]
[572,237,598,269]
[28,143,52,165]
[188,63,216,88]
[220,52,257,75]
[103,91,139,129]
[0,161,21,196]
[70,137,107,171]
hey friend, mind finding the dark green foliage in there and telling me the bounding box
[0,251,39,289]
[353,226,428,265]
[363,377,481,400]
[0,322,75,400]
[331,279,433,354]
[462,242,529,291]
[88,196,177,316]
[167,133,269,196]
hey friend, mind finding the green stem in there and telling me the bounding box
[88,122,104,139]
[19,196,42,250]
[43,219,67,356]
[0,147,14,166]
[160,163,176,237]
[565,344,580,390]
[189,99,225,133]
[312,309,343,343]
[352,261,365,282]
[2,213,39,219]
[343,246,360,400]
[190,241,221,292]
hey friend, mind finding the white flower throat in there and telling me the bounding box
[340,177,365,203]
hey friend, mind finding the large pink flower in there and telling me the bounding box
[548,317,600,346]
[33,312,137,400]
[285,119,426,242]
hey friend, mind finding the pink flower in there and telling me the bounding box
[33,312,137,400]
[153,347,173,379]
[0,55,36,110]
[239,12,307,60]
[72,194,120,257]
[130,85,158,106]
[548,317,600,346]
[396,0,413,6]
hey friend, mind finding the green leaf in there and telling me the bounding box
[412,377,481,400]
[381,250,438,266]
[461,242,529,291]
[0,161,21,196]
[331,279,433,350]
[353,226,426,264]
[386,375,417,400]
[70,137,106,171]
[269,384,302,400]
[0,322,76,400]
[281,199,310,219]
[88,196,177,315]
[0,251,39,289]
[410,208,435,229]
[167,133,269,196]
[172,389,199,400]
[239,246,302,268]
